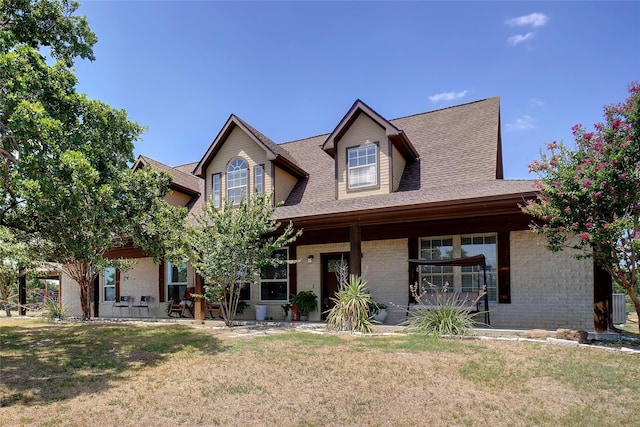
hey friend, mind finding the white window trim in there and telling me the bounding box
[227,158,248,205]
[347,143,378,190]
[259,248,289,302]
[212,173,221,209]
[418,233,498,302]
[103,267,116,302]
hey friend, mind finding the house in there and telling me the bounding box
[60,97,605,330]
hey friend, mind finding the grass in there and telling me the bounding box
[1,318,639,426]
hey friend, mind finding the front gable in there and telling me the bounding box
[194,115,307,206]
[322,99,419,200]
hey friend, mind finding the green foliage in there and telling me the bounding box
[187,194,301,326]
[290,290,318,317]
[0,226,42,316]
[403,284,478,337]
[523,82,640,329]
[41,299,67,320]
[326,274,373,333]
[0,1,186,320]
[0,0,97,66]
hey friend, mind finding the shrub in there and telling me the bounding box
[41,299,68,320]
[402,281,479,337]
[326,274,374,333]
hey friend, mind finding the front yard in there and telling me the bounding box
[1,318,639,426]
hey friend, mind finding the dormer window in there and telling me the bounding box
[347,143,378,189]
[227,158,248,205]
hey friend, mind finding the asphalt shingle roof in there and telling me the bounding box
[140,97,536,223]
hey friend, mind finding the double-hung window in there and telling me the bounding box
[419,237,454,291]
[347,144,377,189]
[104,267,116,302]
[461,234,498,301]
[418,234,498,302]
[259,248,289,301]
[167,262,188,303]
[212,173,221,208]
[254,164,264,194]
[227,158,248,205]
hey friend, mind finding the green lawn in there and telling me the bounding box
[1,318,639,426]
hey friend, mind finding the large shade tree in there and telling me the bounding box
[0,0,186,319]
[187,195,301,326]
[524,82,640,332]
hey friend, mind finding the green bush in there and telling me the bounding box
[326,274,374,333]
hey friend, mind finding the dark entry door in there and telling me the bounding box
[321,253,349,319]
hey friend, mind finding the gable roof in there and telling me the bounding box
[193,114,307,179]
[276,97,534,224]
[134,155,202,197]
[322,99,419,161]
[132,156,205,225]
[136,97,534,228]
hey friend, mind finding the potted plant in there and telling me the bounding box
[290,290,318,321]
[369,300,388,323]
[281,302,292,321]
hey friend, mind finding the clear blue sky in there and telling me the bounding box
[73,1,639,179]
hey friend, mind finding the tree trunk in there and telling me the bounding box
[79,277,91,320]
[3,301,11,317]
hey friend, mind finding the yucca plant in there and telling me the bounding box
[326,274,374,333]
[403,281,479,337]
[41,299,68,320]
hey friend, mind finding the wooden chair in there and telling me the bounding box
[167,300,184,317]
[205,302,222,319]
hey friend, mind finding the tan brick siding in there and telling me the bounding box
[490,231,593,329]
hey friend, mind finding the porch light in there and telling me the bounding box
[307,255,314,264]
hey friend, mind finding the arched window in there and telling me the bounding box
[227,158,248,205]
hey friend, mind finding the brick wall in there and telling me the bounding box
[491,231,593,330]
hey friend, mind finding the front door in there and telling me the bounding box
[321,253,349,319]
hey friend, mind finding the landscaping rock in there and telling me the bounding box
[523,329,554,339]
[556,328,589,344]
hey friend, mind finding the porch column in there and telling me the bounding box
[349,224,361,277]
[18,268,26,316]
[194,273,205,322]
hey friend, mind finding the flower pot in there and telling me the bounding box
[373,308,388,323]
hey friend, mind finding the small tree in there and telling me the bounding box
[523,82,640,332]
[187,194,301,326]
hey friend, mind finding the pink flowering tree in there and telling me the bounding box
[523,82,640,332]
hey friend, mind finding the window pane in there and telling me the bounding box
[461,233,498,301]
[104,267,116,302]
[104,286,115,302]
[348,145,377,189]
[212,174,221,208]
[169,262,187,284]
[260,281,288,301]
[227,159,248,205]
[104,267,115,287]
[254,165,264,194]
